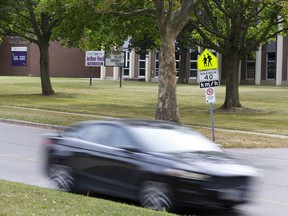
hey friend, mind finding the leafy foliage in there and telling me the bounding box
[53,0,154,50]
[0,0,64,44]
[191,0,288,110]
[55,0,204,122]
[0,0,71,95]
[192,0,288,55]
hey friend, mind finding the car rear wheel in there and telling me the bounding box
[139,181,173,211]
[49,165,75,192]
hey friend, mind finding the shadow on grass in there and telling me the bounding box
[0,92,79,97]
[214,106,264,113]
[77,191,246,216]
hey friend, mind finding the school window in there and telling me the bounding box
[155,52,159,77]
[175,53,180,77]
[138,53,146,77]
[246,53,255,80]
[123,51,130,76]
[154,52,183,77]
[266,52,276,79]
[189,50,198,78]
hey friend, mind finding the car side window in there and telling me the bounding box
[77,124,106,144]
[76,124,132,149]
[104,126,133,148]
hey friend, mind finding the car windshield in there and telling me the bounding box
[131,126,221,153]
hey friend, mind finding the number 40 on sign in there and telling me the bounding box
[199,70,219,81]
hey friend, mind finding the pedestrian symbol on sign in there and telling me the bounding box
[207,53,212,66]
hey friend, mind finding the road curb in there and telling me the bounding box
[0,118,68,131]
[1,117,288,140]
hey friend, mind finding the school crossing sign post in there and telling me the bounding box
[197,49,220,88]
[197,49,220,141]
[85,51,105,86]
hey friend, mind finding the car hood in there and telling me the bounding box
[152,151,259,177]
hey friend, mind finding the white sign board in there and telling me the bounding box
[85,51,105,67]
[205,87,216,103]
[105,51,125,67]
[199,70,219,82]
[11,47,27,52]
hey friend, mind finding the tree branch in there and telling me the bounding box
[153,0,166,34]
[172,0,204,36]
[0,26,38,44]
[194,11,228,40]
[191,23,225,53]
[25,2,41,38]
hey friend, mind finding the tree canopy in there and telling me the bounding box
[192,0,288,110]
[55,1,159,51]
[56,0,203,122]
[0,0,68,95]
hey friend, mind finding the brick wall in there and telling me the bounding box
[0,37,100,78]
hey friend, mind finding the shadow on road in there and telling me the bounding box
[174,207,245,216]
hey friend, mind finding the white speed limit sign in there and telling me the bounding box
[199,70,219,82]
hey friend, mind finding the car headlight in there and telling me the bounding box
[165,168,210,181]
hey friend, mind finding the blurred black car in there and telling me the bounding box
[43,119,259,211]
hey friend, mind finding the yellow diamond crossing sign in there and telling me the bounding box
[197,49,218,71]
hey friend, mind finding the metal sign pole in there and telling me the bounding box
[209,102,215,141]
[85,50,105,86]
[89,67,92,86]
[119,67,123,88]
[197,49,219,142]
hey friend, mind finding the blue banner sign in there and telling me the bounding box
[11,47,27,66]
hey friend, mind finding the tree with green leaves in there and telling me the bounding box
[57,0,203,122]
[192,0,288,110]
[152,0,203,122]
[0,0,67,95]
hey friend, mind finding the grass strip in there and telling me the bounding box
[0,180,174,216]
[0,76,288,147]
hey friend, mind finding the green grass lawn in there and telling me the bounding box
[1,76,288,148]
[0,180,174,216]
[0,76,287,214]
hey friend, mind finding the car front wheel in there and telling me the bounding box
[139,181,173,211]
[49,165,75,192]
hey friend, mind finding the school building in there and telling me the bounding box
[0,35,288,86]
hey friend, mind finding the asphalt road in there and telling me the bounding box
[0,122,50,188]
[1,122,288,216]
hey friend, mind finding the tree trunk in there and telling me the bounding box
[155,35,180,122]
[220,51,242,110]
[178,48,189,84]
[39,40,55,95]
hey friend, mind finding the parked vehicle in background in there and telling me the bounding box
[43,119,259,212]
